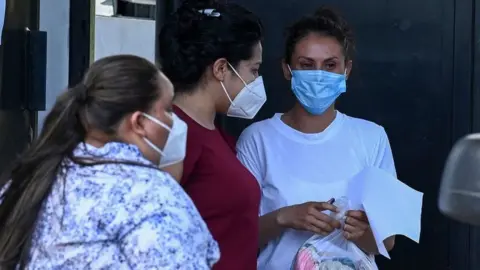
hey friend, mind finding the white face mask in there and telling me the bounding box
[142,112,188,168]
[220,62,267,119]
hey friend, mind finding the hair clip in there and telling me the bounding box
[198,9,221,17]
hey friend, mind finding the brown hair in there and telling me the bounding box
[159,0,263,93]
[284,6,355,64]
[0,54,166,268]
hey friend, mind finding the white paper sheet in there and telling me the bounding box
[347,167,423,259]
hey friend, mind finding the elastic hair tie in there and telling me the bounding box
[73,83,89,104]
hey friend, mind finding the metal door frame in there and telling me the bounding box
[0,0,41,171]
[467,0,480,269]
[450,0,474,268]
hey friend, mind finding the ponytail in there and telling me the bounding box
[0,54,165,268]
[0,84,87,268]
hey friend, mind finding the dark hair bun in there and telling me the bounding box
[313,7,352,38]
[158,1,263,94]
[175,0,221,38]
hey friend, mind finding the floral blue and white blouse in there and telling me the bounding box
[25,142,220,269]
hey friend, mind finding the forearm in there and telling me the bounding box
[354,229,395,254]
[259,209,286,250]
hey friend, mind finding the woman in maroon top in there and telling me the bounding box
[158,0,266,269]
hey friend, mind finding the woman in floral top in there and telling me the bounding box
[0,55,219,269]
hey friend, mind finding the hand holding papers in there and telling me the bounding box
[347,167,423,258]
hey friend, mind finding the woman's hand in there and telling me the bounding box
[276,201,341,236]
[344,210,396,253]
[343,210,370,241]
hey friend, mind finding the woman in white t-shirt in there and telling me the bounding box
[236,7,396,270]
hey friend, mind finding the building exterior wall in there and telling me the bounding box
[38,0,69,130]
[94,15,155,62]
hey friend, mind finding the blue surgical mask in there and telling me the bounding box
[288,65,347,115]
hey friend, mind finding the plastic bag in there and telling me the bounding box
[291,197,377,270]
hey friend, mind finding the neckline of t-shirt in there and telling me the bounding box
[270,111,345,144]
[173,105,217,132]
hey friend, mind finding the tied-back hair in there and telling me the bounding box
[0,54,166,269]
[284,6,355,64]
[158,0,263,93]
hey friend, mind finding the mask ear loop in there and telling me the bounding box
[225,62,254,117]
[143,137,165,157]
[142,113,172,157]
[220,80,248,117]
[287,64,293,75]
[142,113,172,132]
[220,62,248,110]
[219,62,240,106]
[227,62,263,99]
[227,62,249,87]
[344,64,349,79]
[220,81,235,106]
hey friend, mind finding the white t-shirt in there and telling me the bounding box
[236,112,396,270]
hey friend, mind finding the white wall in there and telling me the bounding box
[96,0,115,16]
[38,0,70,131]
[37,8,155,131]
[94,16,155,62]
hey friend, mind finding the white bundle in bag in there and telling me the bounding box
[291,197,377,270]
[292,167,424,269]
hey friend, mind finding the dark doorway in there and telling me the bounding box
[220,0,477,269]
[69,0,92,86]
[0,0,40,173]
